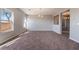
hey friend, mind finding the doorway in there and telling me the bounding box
[61,10,70,38]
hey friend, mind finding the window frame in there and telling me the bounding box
[0,8,14,33]
[54,15,59,25]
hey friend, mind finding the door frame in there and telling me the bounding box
[60,9,70,38]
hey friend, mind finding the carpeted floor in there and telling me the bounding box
[0,31,79,50]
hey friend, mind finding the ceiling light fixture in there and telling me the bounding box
[41,15,44,18]
[38,15,41,17]
[28,8,31,11]
[38,15,44,18]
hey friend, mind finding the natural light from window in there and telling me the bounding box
[0,8,14,32]
[23,17,27,28]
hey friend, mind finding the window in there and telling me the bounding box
[23,17,27,28]
[54,15,59,25]
[0,8,14,32]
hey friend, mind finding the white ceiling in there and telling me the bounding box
[21,8,69,16]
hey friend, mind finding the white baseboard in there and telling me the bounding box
[70,37,79,43]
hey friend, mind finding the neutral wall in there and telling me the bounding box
[0,8,27,44]
[70,8,79,43]
[27,15,53,31]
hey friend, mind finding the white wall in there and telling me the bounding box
[27,15,53,31]
[70,8,79,43]
[0,8,27,44]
